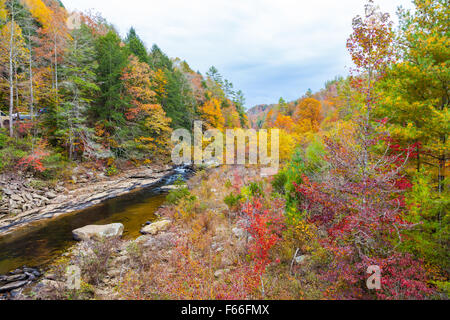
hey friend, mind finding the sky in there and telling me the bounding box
[63,0,414,109]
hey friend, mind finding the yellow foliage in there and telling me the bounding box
[20,0,52,29]
[0,0,6,21]
[200,97,225,130]
[153,68,167,99]
[294,98,323,132]
[278,129,296,163]
[273,114,295,132]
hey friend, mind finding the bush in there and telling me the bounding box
[241,181,263,200]
[166,179,196,205]
[75,237,120,285]
[272,171,288,195]
[224,192,243,210]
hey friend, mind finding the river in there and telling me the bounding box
[0,167,191,275]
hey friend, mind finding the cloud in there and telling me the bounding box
[63,0,413,108]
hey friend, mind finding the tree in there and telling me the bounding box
[0,0,29,136]
[58,23,99,160]
[36,0,67,96]
[200,97,225,130]
[376,0,448,190]
[149,44,196,130]
[375,0,449,275]
[293,98,323,132]
[273,113,295,132]
[17,0,52,129]
[94,30,128,130]
[233,89,248,127]
[124,27,148,64]
[294,1,433,299]
[278,97,288,115]
[120,55,172,160]
[0,1,7,21]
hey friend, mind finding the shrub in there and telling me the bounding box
[75,237,120,285]
[241,181,263,200]
[272,171,287,195]
[224,192,243,210]
[166,179,196,205]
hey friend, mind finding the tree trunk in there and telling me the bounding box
[8,5,15,137]
[29,41,34,119]
[54,33,58,94]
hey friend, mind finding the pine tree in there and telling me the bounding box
[124,27,148,64]
[94,30,128,129]
[58,23,99,160]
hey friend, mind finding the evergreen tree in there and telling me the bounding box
[149,44,195,130]
[125,27,148,64]
[58,24,99,160]
[94,30,128,129]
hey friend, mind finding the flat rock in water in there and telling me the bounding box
[72,223,124,241]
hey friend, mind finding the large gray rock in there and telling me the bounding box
[72,223,124,241]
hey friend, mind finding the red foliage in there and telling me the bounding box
[360,253,435,300]
[17,140,50,173]
[16,121,35,137]
[293,135,433,299]
[242,198,285,280]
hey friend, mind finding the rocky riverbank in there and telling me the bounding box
[0,164,177,236]
[7,165,275,300]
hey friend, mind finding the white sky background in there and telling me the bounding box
[63,0,414,109]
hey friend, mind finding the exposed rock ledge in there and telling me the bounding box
[0,166,176,236]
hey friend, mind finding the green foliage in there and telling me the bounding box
[105,163,118,177]
[224,192,243,210]
[272,140,326,214]
[402,172,450,271]
[272,171,288,195]
[125,27,149,64]
[166,178,196,204]
[39,151,69,180]
[94,31,129,126]
[58,23,99,160]
[242,181,263,200]
[0,130,30,172]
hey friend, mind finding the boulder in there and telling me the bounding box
[138,232,175,250]
[214,269,230,278]
[140,220,171,235]
[203,159,221,168]
[72,223,124,241]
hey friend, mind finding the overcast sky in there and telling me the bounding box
[63,0,413,109]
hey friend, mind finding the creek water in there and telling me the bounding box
[0,167,191,275]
